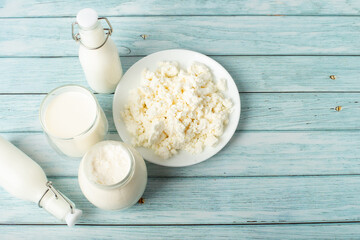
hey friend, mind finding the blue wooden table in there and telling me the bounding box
[1,0,360,239]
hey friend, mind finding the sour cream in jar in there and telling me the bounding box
[78,141,147,210]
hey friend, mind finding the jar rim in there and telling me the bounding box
[82,141,136,189]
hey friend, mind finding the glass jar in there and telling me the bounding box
[40,85,108,158]
[78,141,147,210]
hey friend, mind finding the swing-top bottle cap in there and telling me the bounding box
[39,181,82,227]
[76,8,98,29]
[65,209,83,227]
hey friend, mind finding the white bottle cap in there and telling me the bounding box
[65,209,83,227]
[76,8,98,29]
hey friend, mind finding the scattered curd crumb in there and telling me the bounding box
[121,61,232,159]
[217,78,227,92]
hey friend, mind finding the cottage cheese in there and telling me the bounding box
[121,61,232,159]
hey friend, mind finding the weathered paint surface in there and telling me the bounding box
[0,0,360,239]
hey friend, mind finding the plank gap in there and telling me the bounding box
[44,175,360,179]
[6,54,360,58]
[3,221,360,227]
[3,15,360,19]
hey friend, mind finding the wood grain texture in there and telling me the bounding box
[1,56,360,93]
[2,224,360,240]
[2,176,360,224]
[1,0,360,235]
[1,131,359,177]
[0,93,358,132]
[1,16,360,56]
[1,0,360,17]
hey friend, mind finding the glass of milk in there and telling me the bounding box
[40,85,108,157]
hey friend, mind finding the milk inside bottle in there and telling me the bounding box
[0,136,82,226]
[72,8,123,93]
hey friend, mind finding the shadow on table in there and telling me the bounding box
[141,162,177,200]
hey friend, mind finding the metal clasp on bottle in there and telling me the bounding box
[38,181,75,214]
[72,17,113,50]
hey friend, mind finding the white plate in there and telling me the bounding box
[113,49,240,167]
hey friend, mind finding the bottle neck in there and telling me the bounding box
[39,181,82,226]
[79,22,106,49]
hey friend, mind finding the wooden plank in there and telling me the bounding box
[1,56,360,93]
[2,224,360,239]
[1,0,360,17]
[240,93,360,131]
[1,16,360,56]
[1,176,360,224]
[0,93,358,132]
[1,131,359,177]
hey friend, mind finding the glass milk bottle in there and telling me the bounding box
[0,136,82,226]
[72,8,123,93]
[40,85,108,158]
